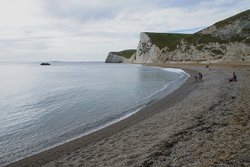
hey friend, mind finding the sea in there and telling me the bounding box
[0,62,189,166]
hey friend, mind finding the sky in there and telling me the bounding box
[0,0,249,62]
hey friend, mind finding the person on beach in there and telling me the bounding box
[229,72,237,82]
[198,72,203,80]
[194,72,203,82]
[194,75,198,81]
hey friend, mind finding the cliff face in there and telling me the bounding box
[130,10,250,63]
[105,50,136,63]
[129,32,190,63]
[105,52,129,63]
[129,32,161,63]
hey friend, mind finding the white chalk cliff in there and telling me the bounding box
[105,52,129,63]
[129,32,161,63]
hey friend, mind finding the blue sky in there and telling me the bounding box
[0,0,249,62]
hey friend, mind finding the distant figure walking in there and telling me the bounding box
[229,72,237,82]
[194,75,198,81]
[198,72,203,80]
[194,72,203,82]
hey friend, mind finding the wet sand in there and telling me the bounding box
[6,63,250,167]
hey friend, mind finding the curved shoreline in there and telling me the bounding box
[5,68,197,167]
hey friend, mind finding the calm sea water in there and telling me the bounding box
[0,62,189,165]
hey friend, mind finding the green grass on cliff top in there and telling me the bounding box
[112,49,137,59]
[214,9,250,28]
[184,9,250,45]
[145,32,191,49]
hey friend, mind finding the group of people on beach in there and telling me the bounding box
[194,65,237,83]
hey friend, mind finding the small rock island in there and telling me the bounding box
[40,63,51,66]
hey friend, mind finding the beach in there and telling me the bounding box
[6,64,250,167]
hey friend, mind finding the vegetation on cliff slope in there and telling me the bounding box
[214,9,250,28]
[145,32,190,49]
[111,49,136,59]
[146,10,249,51]
[184,33,226,45]
[183,9,250,45]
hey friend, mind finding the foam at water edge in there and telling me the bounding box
[163,68,190,80]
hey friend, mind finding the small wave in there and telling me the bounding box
[162,67,190,79]
[162,68,185,74]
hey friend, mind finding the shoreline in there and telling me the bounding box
[5,68,197,167]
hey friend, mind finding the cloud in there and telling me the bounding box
[0,0,44,27]
[0,0,249,62]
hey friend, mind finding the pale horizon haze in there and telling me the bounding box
[0,0,249,62]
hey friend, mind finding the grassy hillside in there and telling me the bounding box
[112,49,136,59]
[214,9,250,28]
[184,33,225,45]
[181,9,250,46]
[145,32,191,49]
[143,10,250,51]
[181,33,248,50]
